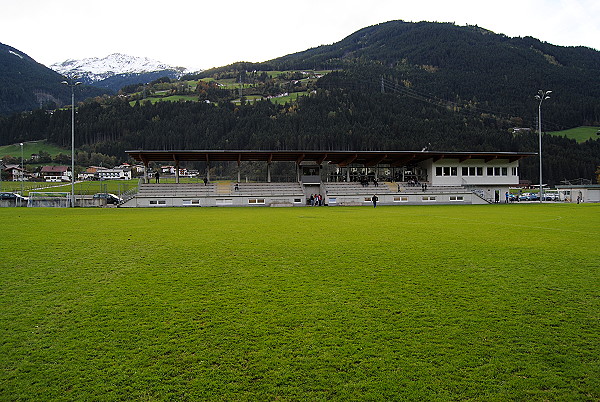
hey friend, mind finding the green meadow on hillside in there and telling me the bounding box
[1,204,598,400]
[548,126,599,143]
[0,140,67,160]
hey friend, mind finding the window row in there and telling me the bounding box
[435,166,516,177]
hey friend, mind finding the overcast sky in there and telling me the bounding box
[1,0,599,70]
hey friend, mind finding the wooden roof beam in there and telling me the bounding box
[459,155,472,162]
[296,154,305,164]
[390,155,415,167]
[316,153,328,165]
[365,154,387,167]
[337,154,358,167]
[485,155,498,163]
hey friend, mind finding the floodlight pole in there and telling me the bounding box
[535,90,551,203]
[62,78,81,207]
[20,142,24,195]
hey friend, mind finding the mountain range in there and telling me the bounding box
[50,53,196,91]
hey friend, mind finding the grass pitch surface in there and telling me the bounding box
[1,204,598,400]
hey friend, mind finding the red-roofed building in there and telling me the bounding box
[40,165,71,182]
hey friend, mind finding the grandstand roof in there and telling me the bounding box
[125,150,535,167]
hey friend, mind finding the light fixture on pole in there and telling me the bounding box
[20,142,24,195]
[535,90,551,203]
[61,78,81,207]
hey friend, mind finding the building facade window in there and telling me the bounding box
[394,196,409,202]
[436,167,458,176]
[462,167,484,176]
[487,167,509,176]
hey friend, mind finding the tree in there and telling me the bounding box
[53,153,71,164]
[37,150,52,163]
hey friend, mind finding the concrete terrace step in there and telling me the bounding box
[324,182,392,195]
[232,182,304,196]
[138,183,217,196]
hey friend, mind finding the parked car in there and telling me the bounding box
[518,193,530,201]
[543,193,559,201]
[93,193,123,204]
[0,192,28,201]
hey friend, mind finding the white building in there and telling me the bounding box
[96,167,132,180]
[556,184,600,203]
[40,165,71,182]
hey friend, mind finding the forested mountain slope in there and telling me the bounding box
[265,20,600,129]
[0,43,109,114]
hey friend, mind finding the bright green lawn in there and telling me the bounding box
[548,126,599,143]
[0,204,598,400]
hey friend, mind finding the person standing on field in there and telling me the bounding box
[372,194,378,208]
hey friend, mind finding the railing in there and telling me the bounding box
[461,180,492,204]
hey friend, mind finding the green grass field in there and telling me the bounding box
[1,204,598,400]
[1,179,139,196]
[548,126,600,143]
[0,140,67,160]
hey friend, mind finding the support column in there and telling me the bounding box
[206,163,210,183]
[143,162,148,184]
[175,161,180,184]
[346,167,350,182]
[237,161,241,183]
[267,162,272,183]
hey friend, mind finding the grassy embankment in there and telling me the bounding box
[1,204,598,400]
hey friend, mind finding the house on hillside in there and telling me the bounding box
[132,164,145,174]
[40,165,71,182]
[96,167,132,180]
[4,164,30,181]
[78,166,99,180]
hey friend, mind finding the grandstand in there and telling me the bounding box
[119,149,535,207]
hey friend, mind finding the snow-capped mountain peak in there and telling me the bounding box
[50,53,188,84]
